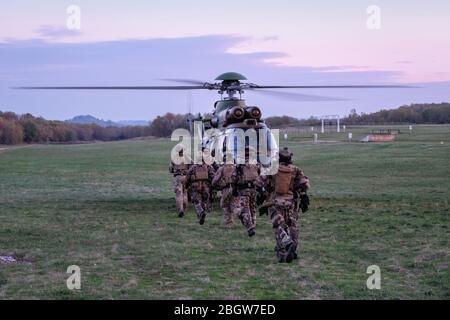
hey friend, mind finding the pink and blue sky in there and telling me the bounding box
[1,0,449,120]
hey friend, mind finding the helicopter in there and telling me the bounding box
[16,72,410,165]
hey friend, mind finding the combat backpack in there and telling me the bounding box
[242,165,259,183]
[222,164,235,184]
[194,165,209,180]
[274,164,294,195]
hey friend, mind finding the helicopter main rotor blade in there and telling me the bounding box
[248,89,347,101]
[160,78,209,86]
[250,84,416,89]
[13,85,209,90]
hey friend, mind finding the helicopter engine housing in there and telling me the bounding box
[217,102,262,127]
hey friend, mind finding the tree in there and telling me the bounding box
[264,116,301,128]
[21,119,39,143]
[149,113,189,137]
[0,118,24,145]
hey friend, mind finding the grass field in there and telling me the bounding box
[0,125,449,299]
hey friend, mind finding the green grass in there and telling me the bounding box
[0,125,449,299]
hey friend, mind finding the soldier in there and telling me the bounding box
[232,148,260,237]
[169,145,192,218]
[186,159,216,225]
[212,152,238,226]
[257,147,310,263]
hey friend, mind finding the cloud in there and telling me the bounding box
[260,36,279,42]
[34,25,81,39]
[0,35,447,121]
[0,35,402,88]
[314,65,371,72]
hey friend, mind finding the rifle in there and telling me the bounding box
[256,187,267,207]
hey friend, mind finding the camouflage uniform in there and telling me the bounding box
[212,163,238,225]
[186,163,216,225]
[233,164,260,236]
[257,148,310,262]
[169,153,191,217]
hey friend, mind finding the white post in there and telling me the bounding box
[343,125,346,132]
[321,119,324,133]
[348,132,352,142]
[313,133,318,144]
[337,118,340,133]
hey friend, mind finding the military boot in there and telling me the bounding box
[276,233,294,263]
[285,243,295,263]
[274,244,284,263]
[199,211,206,225]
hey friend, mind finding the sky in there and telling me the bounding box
[1,0,449,121]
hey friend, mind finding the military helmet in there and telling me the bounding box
[279,147,293,163]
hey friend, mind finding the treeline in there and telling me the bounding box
[0,111,152,145]
[148,113,189,137]
[2,103,449,145]
[264,115,318,128]
[264,103,450,128]
[0,111,192,145]
[343,103,450,125]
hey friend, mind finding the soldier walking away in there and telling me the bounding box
[232,149,260,237]
[257,147,310,263]
[212,153,238,226]
[186,160,216,225]
[169,145,192,218]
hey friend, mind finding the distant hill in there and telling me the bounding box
[66,115,149,127]
[66,115,116,127]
